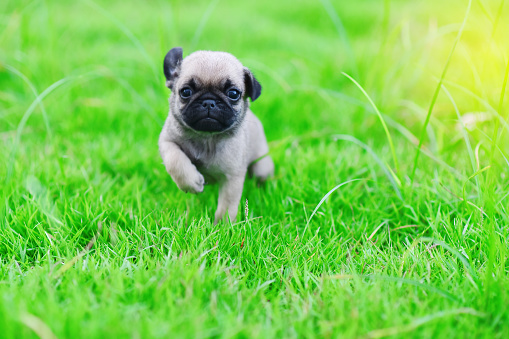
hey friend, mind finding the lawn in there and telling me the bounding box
[1,0,508,337]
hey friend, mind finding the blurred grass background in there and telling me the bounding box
[0,0,508,337]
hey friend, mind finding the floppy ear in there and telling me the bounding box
[163,47,183,89]
[243,67,262,102]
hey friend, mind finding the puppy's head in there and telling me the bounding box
[163,47,261,134]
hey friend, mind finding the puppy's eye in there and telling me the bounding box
[180,87,193,99]
[227,89,241,101]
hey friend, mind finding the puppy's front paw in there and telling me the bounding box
[173,169,205,194]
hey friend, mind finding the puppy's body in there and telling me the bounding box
[159,48,273,223]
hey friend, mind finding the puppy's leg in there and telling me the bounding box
[245,111,274,182]
[250,155,274,182]
[214,175,245,224]
[159,140,204,194]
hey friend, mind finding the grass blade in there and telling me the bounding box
[4,64,52,139]
[6,77,73,182]
[84,0,158,81]
[491,0,505,37]
[366,308,484,338]
[333,134,402,199]
[442,85,476,174]
[410,0,472,182]
[488,58,509,175]
[342,72,400,174]
[190,0,220,51]
[320,0,359,78]
[327,274,459,301]
[304,178,363,235]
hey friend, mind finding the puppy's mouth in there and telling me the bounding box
[191,116,228,132]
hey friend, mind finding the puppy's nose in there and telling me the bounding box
[202,99,216,109]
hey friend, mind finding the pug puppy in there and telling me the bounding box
[158,47,274,224]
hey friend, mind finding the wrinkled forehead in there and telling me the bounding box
[178,51,245,89]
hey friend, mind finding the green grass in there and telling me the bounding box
[1,0,509,337]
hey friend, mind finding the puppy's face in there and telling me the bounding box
[163,48,261,134]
